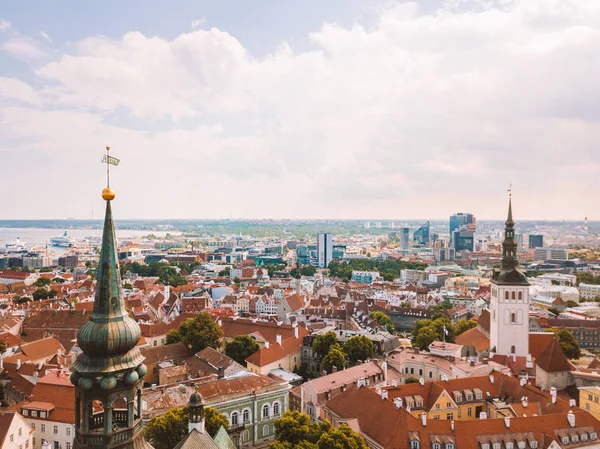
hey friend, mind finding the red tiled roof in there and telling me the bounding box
[245,335,302,367]
[536,337,572,373]
[454,327,490,352]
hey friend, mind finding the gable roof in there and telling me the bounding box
[535,337,572,373]
[477,309,490,334]
[245,335,302,367]
[220,317,308,343]
[140,342,191,366]
[454,327,490,352]
[4,337,65,363]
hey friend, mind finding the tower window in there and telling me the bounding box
[518,291,522,300]
[511,345,516,354]
[511,291,516,300]
[504,291,509,300]
[511,313,516,324]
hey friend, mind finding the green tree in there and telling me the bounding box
[322,344,347,374]
[166,329,181,344]
[546,328,581,359]
[273,411,331,446]
[205,406,230,436]
[179,312,222,353]
[317,424,368,449]
[566,300,578,308]
[145,406,228,449]
[33,288,51,301]
[405,377,419,384]
[312,331,339,358]
[226,335,260,365]
[370,311,395,333]
[34,277,52,287]
[343,336,374,365]
[455,320,477,336]
[219,266,231,277]
[300,266,317,277]
[414,325,438,350]
[123,282,134,290]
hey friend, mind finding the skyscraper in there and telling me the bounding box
[317,233,333,268]
[449,213,475,235]
[71,186,152,448]
[413,221,430,246]
[489,195,530,357]
[529,234,544,249]
[398,227,410,250]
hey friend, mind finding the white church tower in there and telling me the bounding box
[490,191,530,357]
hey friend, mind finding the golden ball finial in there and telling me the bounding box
[102,187,116,201]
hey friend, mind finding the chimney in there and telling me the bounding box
[0,359,3,369]
[381,390,389,400]
[489,374,494,384]
[567,410,575,427]
[276,335,282,345]
[322,370,328,377]
[550,387,557,404]
[512,353,517,362]
[470,361,475,367]
[357,377,366,389]
[569,399,576,407]
[332,366,338,373]
[277,321,282,326]
[395,398,403,409]
[480,412,488,420]
[522,397,528,408]
[519,378,526,387]
[451,420,455,431]
[419,378,425,386]
[264,341,270,349]
[392,380,398,387]
[421,413,427,427]
[483,358,488,365]
[526,353,533,369]
[218,320,222,326]
[16,359,21,370]
[504,416,510,428]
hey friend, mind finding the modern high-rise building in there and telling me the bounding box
[317,233,333,268]
[398,227,410,250]
[515,233,524,252]
[413,221,430,246]
[452,228,475,252]
[534,247,568,262]
[490,195,530,357]
[449,213,475,235]
[529,234,544,249]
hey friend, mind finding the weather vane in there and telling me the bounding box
[101,146,120,201]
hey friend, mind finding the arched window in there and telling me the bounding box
[243,409,250,423]
[505,291,509,300]
[518,291,522,300]
[511,313,516,324]
[231,412,239,426]
[511,291,516,300]
[263,425,270,437]
[273,402,280,416]
[262,404,270,419]
[511,345,516,354]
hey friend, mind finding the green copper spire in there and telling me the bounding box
[72,199,144,375]
[492,191,529,286]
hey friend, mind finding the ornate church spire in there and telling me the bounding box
[71,147,151,449]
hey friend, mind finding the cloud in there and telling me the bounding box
[191,19,206,28]
[3,0,600,219]
[2,36,46,61]
[40,31,52,42]
[0,20,10,31]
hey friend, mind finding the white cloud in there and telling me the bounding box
[0,20,10,31]
[3,0,600,219]
[40,31,53,42]
[2,37,46,61]
[191,19,206,28]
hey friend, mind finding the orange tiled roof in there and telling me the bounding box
[245,335,302,367]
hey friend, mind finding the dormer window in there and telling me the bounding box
[571,435,579,443]
[506,443,514,449]
[411,441,420,449]
[466,395,472,401]
[518,442,526,449]
[481,444,489,449]
[31,411,37,417]
[40,412,46,418]
[432,443,441,449]
[530,440,538,448]
[22,410,28,416]
[581,434,588,442]
[562,437,569,445]
[591,432,598,440]
[446,444,454,449]
[493,443,501,449]
[476,393,482,400]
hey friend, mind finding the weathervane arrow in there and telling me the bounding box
[101,146,120,188]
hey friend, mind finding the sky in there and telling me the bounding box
[1,0,599,221]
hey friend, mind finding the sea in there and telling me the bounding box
[0,228,177,254]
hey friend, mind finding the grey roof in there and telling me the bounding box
[173,429,222,449]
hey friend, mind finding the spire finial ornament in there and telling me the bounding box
[101,146,120,201]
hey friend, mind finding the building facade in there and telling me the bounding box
[317,233,332,268]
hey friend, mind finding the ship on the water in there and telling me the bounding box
[50,231,74,248]
[2,237,28,253]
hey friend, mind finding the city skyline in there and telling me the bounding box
[2,0,599,220]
